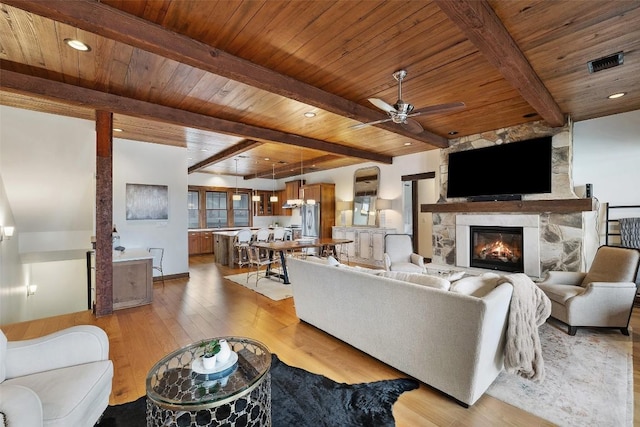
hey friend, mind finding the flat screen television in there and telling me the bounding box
[446,136,552,200]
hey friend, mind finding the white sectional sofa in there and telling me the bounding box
[286,257,513,407]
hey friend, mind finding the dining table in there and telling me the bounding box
[251,238,353,284]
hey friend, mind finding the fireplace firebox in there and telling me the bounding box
[470,226,524,272]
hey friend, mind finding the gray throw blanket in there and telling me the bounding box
[619,217,640,249]
[498,273,551,382]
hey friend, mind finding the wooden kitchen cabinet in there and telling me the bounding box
[301,183,335,239]
[188,231,201,255]
[272,190,287,216]
[285,180,304,202]
[188,231,214,255]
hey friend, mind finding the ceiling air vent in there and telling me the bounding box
[587,52,624,73]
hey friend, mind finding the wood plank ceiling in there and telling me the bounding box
[1,0,639,180]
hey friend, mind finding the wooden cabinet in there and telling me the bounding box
[332,226,394,267]
[188,231,201,255]
[113,255,152,310]
[273,190,287,216]
[301,183,335,239]
[254,190,288,216]
[285,180,303,202]
[188,231,214,255]
[201,231,213,253]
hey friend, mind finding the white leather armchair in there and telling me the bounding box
[383,234,425,273]
[0,325,113,427]
[538,245,640,336]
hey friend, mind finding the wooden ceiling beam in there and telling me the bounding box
[188,140,263,174]
[249,154,342,180]
[0,68,392,164]
[4,0,449,148]
[435,0,565,127]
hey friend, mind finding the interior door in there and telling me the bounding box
[402,172,436,260]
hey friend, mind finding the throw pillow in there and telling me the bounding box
[449,273,501,297]
[425,270,465,282]
[305,256,342,267]
[378,271,450,290]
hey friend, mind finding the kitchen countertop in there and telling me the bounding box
[112,248,153,262]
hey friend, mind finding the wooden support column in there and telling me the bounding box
[95,110,114,317]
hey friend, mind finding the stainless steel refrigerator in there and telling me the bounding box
[301,204,320,238]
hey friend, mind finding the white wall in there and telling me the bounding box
[113,138,189,278]
[573,110,640,205]
[0,173,23,325]
[1,107,96,252]
[0,107,190,325]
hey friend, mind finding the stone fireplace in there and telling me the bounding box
[425,120,599,278]
[456,214,540,277]
[470,226,523,271]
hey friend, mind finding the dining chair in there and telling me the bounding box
[148,247,165,287]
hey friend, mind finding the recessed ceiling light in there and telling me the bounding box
[448,131,459,136]
[200,149,209,152]
[264,157,270,161]
[64,38,91,52]
[113,128,123,132]
[304,112,316,118]
[404,142,412,146]
[608,92,626,99]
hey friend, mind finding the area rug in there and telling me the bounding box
[223,273,293,301]
[95,354,419,427]
[487,318,633,427]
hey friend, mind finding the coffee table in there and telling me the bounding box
[146,336,271,426]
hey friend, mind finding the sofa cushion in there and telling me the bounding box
[536,283,585,304]
[389,262,425,273]
[304,256,340,266]
[4,360,113,427]
[450,273,501,297]
[425,270,465,282]
[377,271,450,290]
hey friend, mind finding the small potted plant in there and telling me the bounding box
[200,339,221,370]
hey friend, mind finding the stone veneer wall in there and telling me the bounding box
[431,120,586,276]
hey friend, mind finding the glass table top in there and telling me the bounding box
[146,336,271,410]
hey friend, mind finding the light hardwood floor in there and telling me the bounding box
[2,255,637,426]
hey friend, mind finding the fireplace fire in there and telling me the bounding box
[470,226,524,272]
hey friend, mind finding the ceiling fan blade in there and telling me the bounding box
[400,118,424,134]
[409,102,466,117]
[368,98,396,113]
[350,117,393,130]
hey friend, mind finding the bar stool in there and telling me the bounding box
[272,227,286,242]
[234,229,253,267]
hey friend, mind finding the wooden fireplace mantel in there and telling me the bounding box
[420,198,594,214]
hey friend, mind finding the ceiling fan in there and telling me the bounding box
[352,69,465,134]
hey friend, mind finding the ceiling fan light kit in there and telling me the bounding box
[353,70,465,134]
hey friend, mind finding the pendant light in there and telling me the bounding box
[270,164,279,202]
[302,151,316,205]
[232,158,241,201]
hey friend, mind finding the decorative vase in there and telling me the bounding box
[202,354,217,370]
[217,339,232,364]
